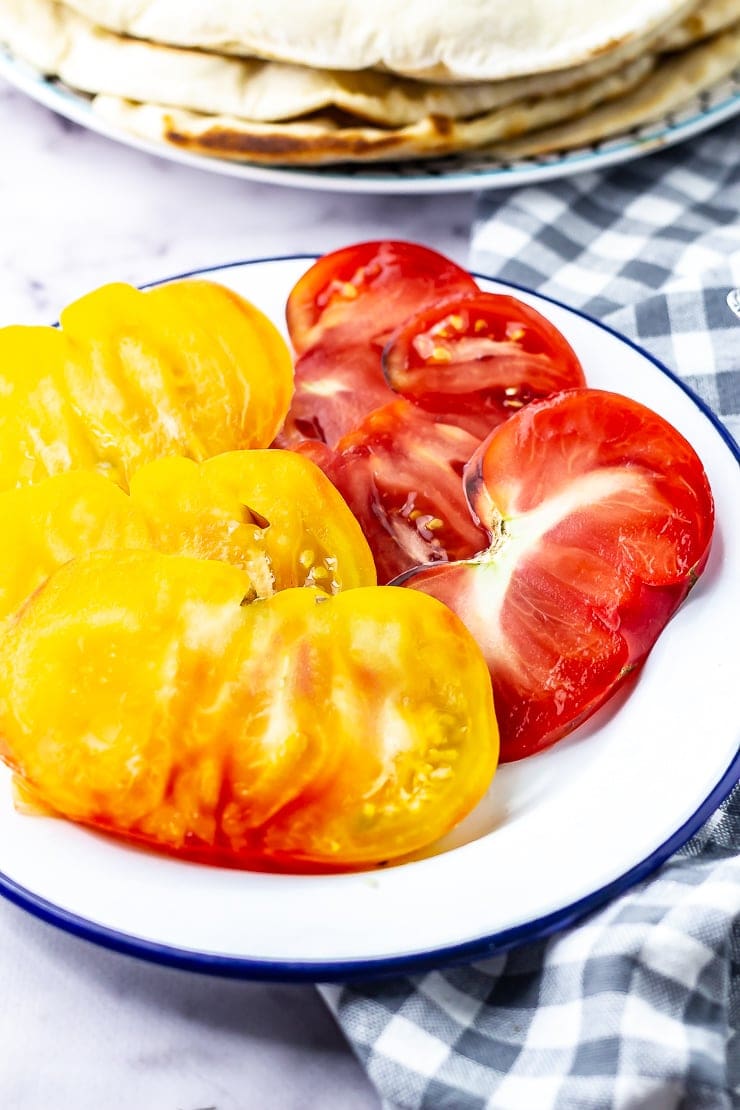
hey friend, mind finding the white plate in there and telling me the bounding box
[0,256,738,981]
[1,48,739,194]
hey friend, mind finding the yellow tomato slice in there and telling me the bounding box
[0,327,99,490]
[196,450,376,591]
[144,281,294,452]
[0,450,375,622]
[0,551,498,869]
[127,455,276,599]
[0,551,251,826]
[0,281,293,493]
[0,470,150,621]
[252,586,499,867]
[130,450,375,594]
[59,280,293,482]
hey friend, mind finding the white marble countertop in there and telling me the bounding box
[0,78,481,1110]
[0,82,476,328]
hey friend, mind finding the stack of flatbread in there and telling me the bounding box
[0,0,738,165]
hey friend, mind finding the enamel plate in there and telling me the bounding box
[0,256,737,981]
[0,48,739,194]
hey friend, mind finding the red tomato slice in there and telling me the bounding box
[296,400,488,583]
[382,291,585,438]
[286,240,478,356]
[274,338,397,449]
[398,389,714,762]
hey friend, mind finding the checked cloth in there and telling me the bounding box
[319,119,740,1110]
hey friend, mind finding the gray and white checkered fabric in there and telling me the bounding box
[319,119,740,1110]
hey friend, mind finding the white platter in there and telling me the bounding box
[0,48,739,194]
[0,255,737,980]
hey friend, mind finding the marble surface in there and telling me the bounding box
[0,82,476,328]
[0,78,482,1109]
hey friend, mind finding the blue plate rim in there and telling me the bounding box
[0,252,737,982]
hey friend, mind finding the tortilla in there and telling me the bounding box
[492,22,740,159]
[57,0,693,81]
[88,25,738,165]
[660,0,740,50]
[1,0,734,166]
[0,0,670,126]
[88,57,663,165]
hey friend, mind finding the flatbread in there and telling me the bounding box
[0,0,676,126]
[492,22,740,158]
[89,57,663,165]
[660,0,740,49]
[58,0,693,81]
[89,25,739,165]
[2,0,734,166]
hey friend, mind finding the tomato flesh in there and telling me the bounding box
[399,389,715,761]
[382,291,585,436]
[298,400,488,583]
[275,338,397,448]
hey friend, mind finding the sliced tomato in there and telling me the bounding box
[286,240,478,356]
[398,389,714,762]
[274,338,397,449]
[278,241,479,449]
[382,291,585,438]
[298,400,488,583]
[1,550,498,870]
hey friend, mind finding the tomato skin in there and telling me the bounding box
[286,240,478,356]
[0,551,498,870]
[297,400,488,583]
[398,389,715,762]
